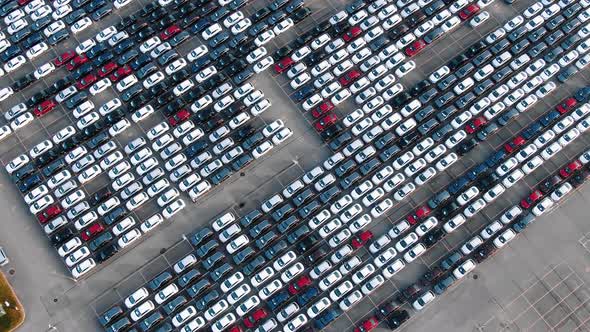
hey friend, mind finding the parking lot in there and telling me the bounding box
[2,0,590,330]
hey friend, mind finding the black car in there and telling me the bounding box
[387,310,410,330]
[50,226,75,247]
[292,7,312,22]
[252,7,271,22]
[447,54,469,71]
[308,243,330,263]
[96,244,119,263]
[13,74,35,92]
[320,123,343,141]
[42,159,66,178]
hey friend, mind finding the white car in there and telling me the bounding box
[202,23,222,40]
[71,17,92,34]
[4,55,26,73]
[254,30,275,47]
[493,229,516,248]
[71,258,96,278]
[34,62,55,79]
[231,18,251,34]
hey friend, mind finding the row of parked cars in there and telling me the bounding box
[97,0,590,330]
[0,0,310,128]
[345,87,590,326]
[0,0,139,80]
[0,0,316,285]
[396,142,590,315]
[275,0,487,131]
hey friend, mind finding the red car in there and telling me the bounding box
[76,74,98,90]
[54,50,76,67]
[339,69,361,86]
[81,222,105,241]
[17,0,31,5]
[556,97,577,114]
[65,54,88,71]
[459,4,480,20]
[109,65,132,82]
[288,276,312,295]
[274,57,294,73]
[312,101,335,118]
[314,113,338,132]
[228,326,243,332]
[98,62,118,77]
[406,206,431,225]
[560,160,582,178]
[504,136,525,153]
[351,230,373,249]
[160,25,181,40]
[354,317,379,332]
[520,190,543,209]
[343,26,362,42]
[33,99,57,117]
[465,116,487,134]
[244,308,268,328]
[404,39,427,57]
[415,205,431,219]
[36,204,63,224]
[168,109,191,126]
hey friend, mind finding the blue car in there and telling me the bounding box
[314,308,343,329]
[485,150,507,168]
[466,163,488,181]
[539,110,560,127]
[521,121,543,140]
[448,177,469,194]
[268,291,289,311]
[575,86,590,102]
[293,84,315,102]
[297,287,319,306]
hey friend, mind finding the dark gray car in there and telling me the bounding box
[178,268,202,287]
[202,251,225,270]
[249,220,272,238]
[255,231,277,249]
[211,263,232,282]
[147,271,172,291]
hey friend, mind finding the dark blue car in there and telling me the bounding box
[297,287,319,306]
[267,291,289,311]
[293,84,315,102]
[448,177,469,194]
[539,110,560,127]
[485,150,507,168]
